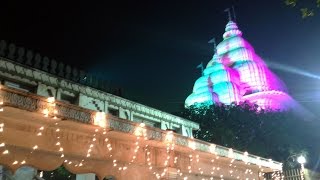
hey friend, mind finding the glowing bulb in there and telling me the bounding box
[297,155,306,164]
[43,109,49,116]
[188,140,196,150]
[228,148,234,158]
[165,131,174,143]
[47,97,55,103]
[94,112,107,128]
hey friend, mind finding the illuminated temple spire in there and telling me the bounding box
[185,19,294,111]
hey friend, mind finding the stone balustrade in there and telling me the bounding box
[0,40,122,96]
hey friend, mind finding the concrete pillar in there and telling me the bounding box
[189,127,193,137]
[104,100,109,113]
[129,111,134,121]
[119,107,127,119]
[160,120,167,130]
[56,88,62,101]
[76,173,96,180]
[181,125,188,137]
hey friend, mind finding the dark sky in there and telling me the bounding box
[1,0,320,115]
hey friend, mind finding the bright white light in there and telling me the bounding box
[297,155,306,164]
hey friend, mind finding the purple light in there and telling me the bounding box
[185,21,294,111]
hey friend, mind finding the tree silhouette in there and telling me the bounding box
[180,103,320,170]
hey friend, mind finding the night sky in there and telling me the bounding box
[1,0,320,116]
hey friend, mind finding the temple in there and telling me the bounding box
[0,40,283,180]
[185,21,294,111]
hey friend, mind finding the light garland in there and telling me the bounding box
[0,122,9,156]
[0,85,4,112]
[0,90,285,179]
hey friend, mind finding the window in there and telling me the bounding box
[3,80,36,93]
[60,93,78,104]
[108,108,119,117]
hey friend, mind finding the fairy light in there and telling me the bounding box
[0,123,4,132]
[145,145,153,171]
[188,155,193,174]
[243,151,249,164]
[209,144,216,154]
[0,89,284,179]
[188,138,196,150]
[12,160,18,165]
[43,108,49,117]
[94,112,107,128]
[44,96,65,160]
[0,123,9,157]
[256,157,262,168]
[195,154,202,175]
[43,97,56,118]
[130,123,147,164]
[0,100,3,112]
[0,86,4,112]
[210,159,215,178]
[159,130,176,178]
[228,148,234,159]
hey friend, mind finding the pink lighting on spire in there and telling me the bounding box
[185,21,294,111]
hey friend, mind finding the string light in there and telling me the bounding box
[243,151,249,164]
[0,86,4,112]
[0,89,284,179]
[0,122,9,156]
[228,148,234,159]
[2,149,9,155]
[0,123,4,132]
[94,112,107,128]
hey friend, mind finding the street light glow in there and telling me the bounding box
[297,155,306,164]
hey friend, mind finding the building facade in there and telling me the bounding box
[0,41,198,137]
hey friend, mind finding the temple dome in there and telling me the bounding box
[185,20,295,111]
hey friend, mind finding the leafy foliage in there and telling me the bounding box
[42,166,76,180]
[284,0,320,18]
[180,103,320,170]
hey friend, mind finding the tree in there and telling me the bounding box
[180,103,320,170]
[284,0,320,18]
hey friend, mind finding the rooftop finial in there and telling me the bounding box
[232,6,237,22]
[224,8,232,21]
[208,38,217,53]
[196,62,204,76]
